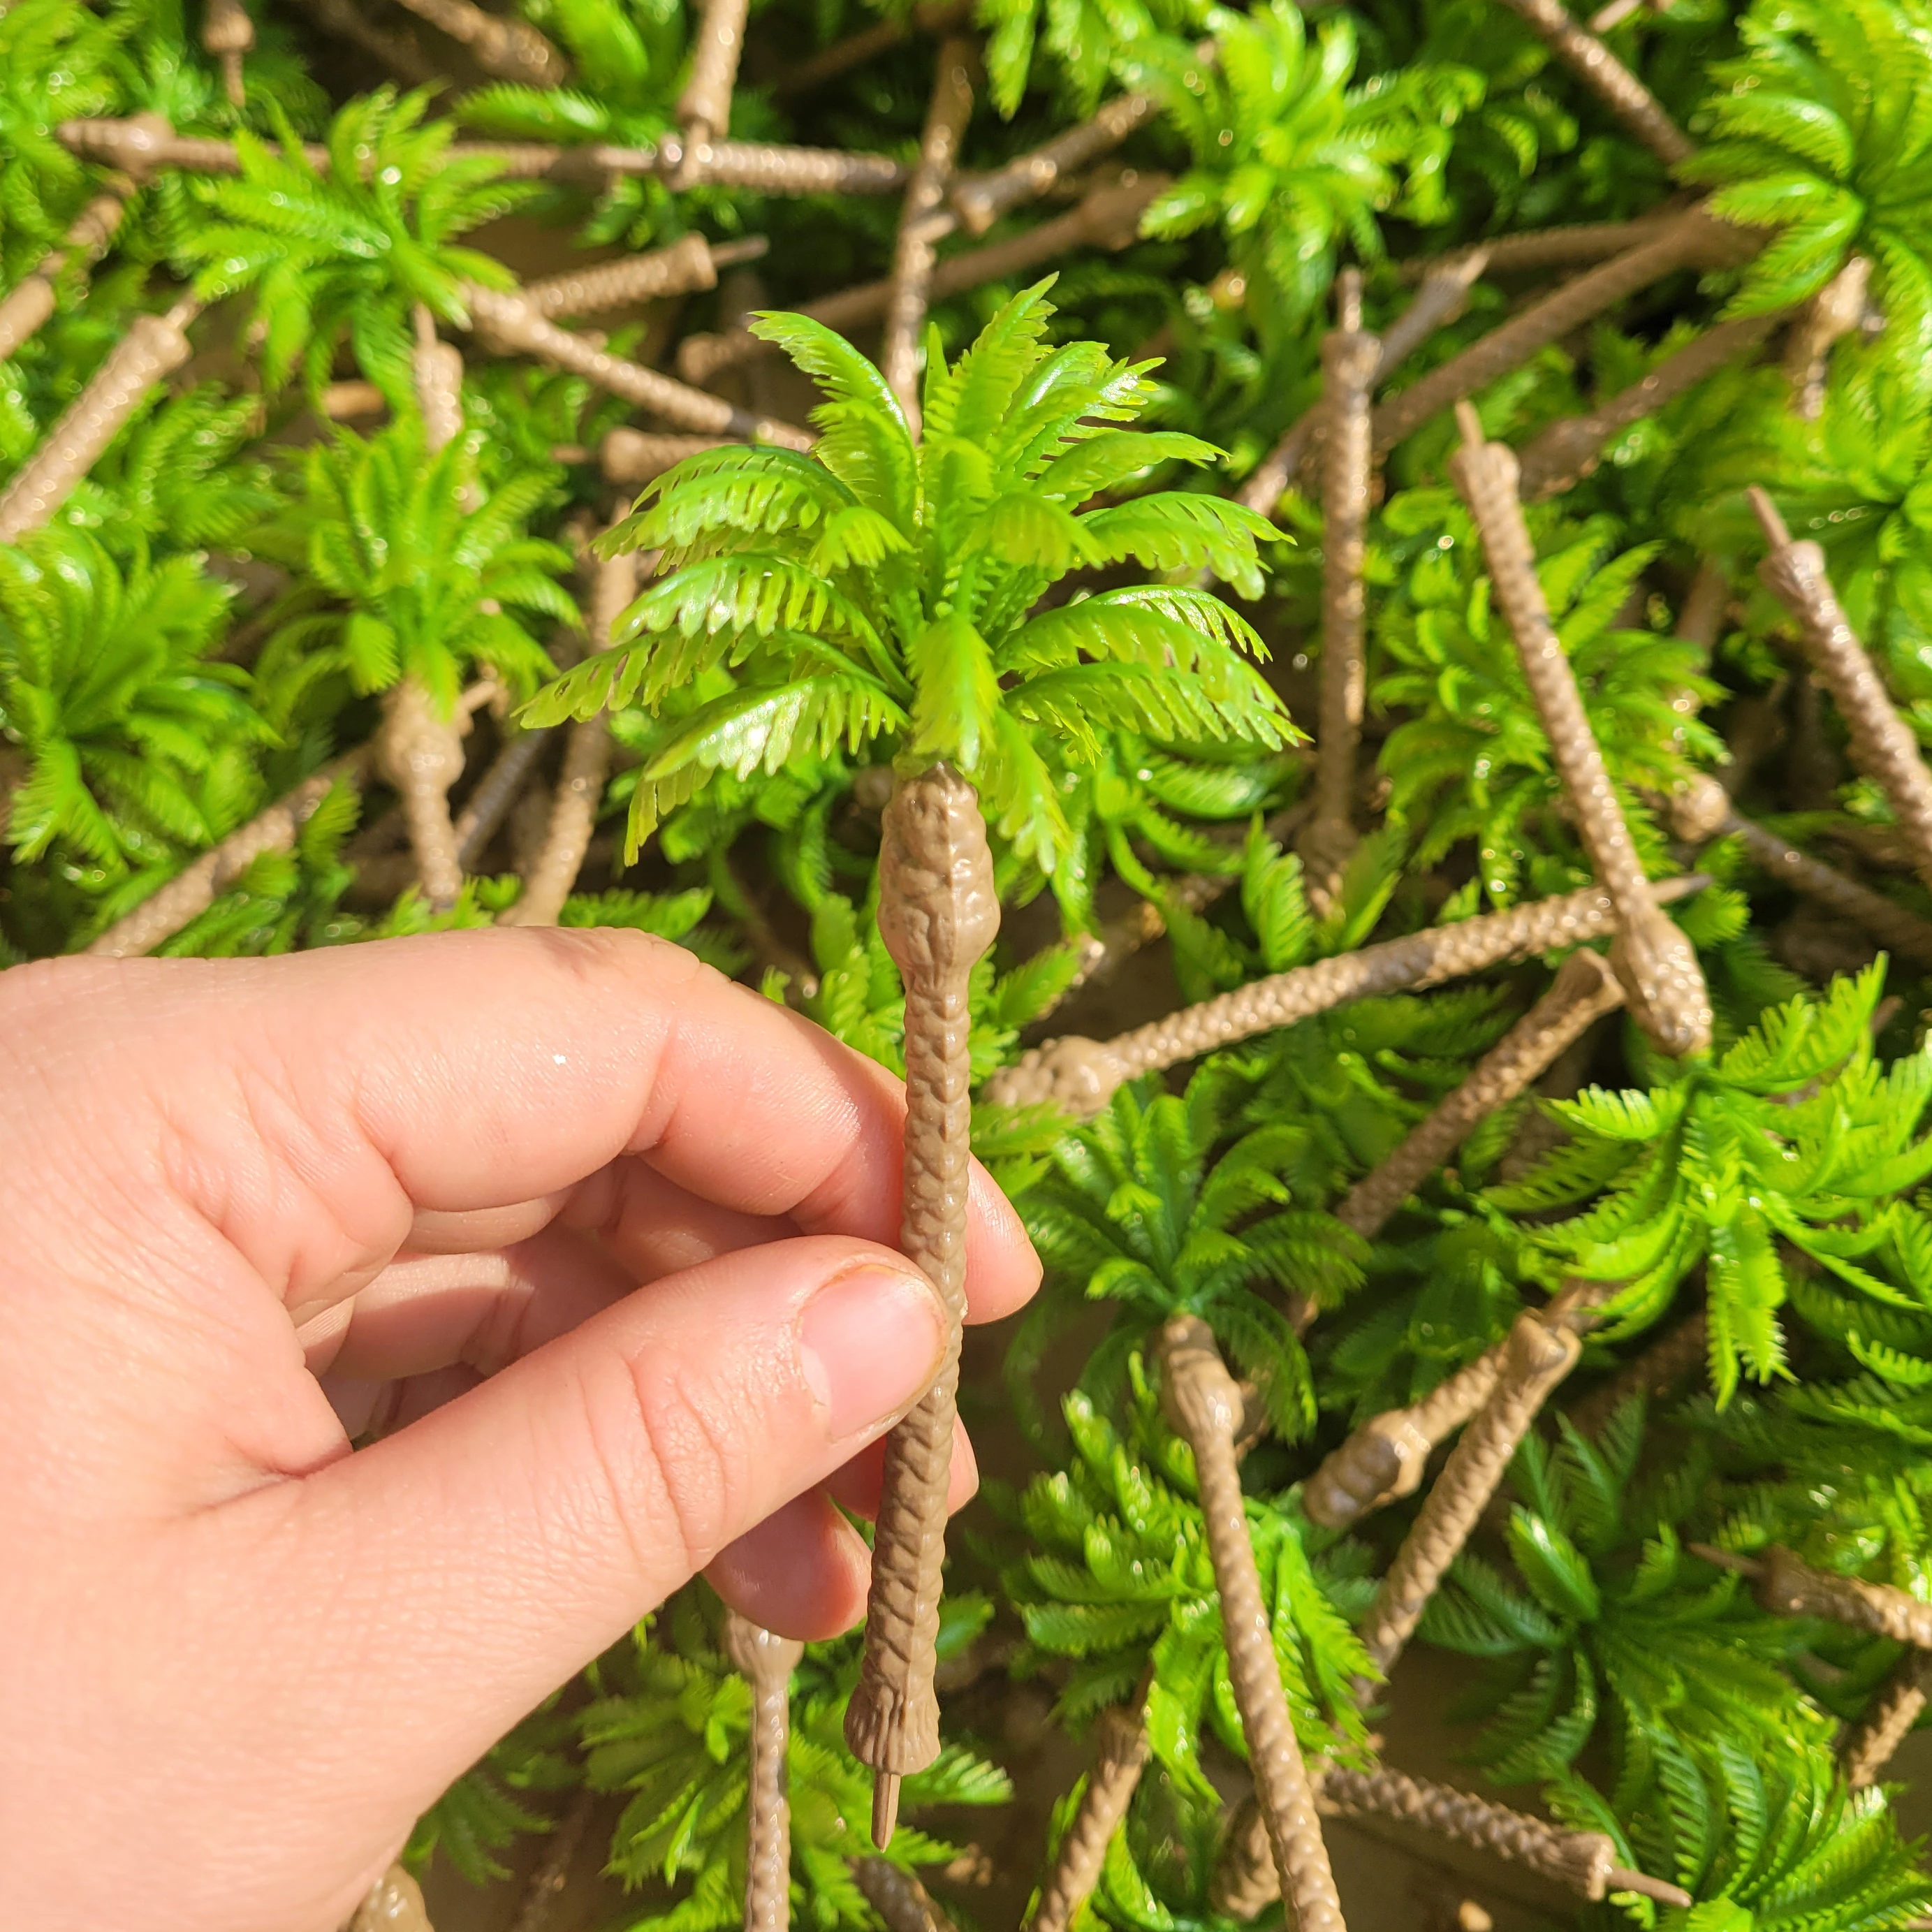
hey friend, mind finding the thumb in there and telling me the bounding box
[193,1235,946,1918]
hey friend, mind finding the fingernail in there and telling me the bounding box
[798,1264,947,1440]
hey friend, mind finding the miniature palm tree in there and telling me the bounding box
[173,85,536,402]
[250,417,576,908]
[526,279,1294,1840]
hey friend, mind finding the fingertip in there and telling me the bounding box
[965,1155,1042,1324]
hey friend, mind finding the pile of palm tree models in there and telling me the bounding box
[18,0,1932,1927]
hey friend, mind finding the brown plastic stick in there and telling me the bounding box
[1783,256,1871,420]
[1696,1544,1932,1647]
[675,0,752,180]
[601,428,729,487]
[1842,1655,1930,1790]
[1518,310,1780,499]
[1752,489,1932,897]
[87,758,364,958]
[1488,0,1694,166]
[377,677,469,913]
[1305,1284,1609,1530]
[853,1859,961,1932]
[779,0,970,96]
[455,728,553,867]
[678,174,1164,384]
[1317,1766,1690,1906]
[522,234,764,319]
[388,0,566,84]
[0,296,198,543]
[1397,214,1681,281]
[1336,949,1625,1238]
[344,1863,435,1931]
[1669,773,1932,966]
[847,766,1000,1847]
[1301,270,1380,912]
[462,282,813,451]
[1211,1797,1281,1923]
[884,38,978,431]
[203,0,254,105]
[1158,1316,1347,1932]
[650,138,909,194]
[981,872,1706,1113]
[1565,1307,1706,1437]
[725,1612,806,1932]
[1452,405,1711,1055]
[1357,1313,1583,1682]
[0,189,131,363]
[951,92,1154,234]
[507,1788,597,1932]
[1372,210,1747,458]
[1025,1702,1151,1932]
[503,551,636,925]
[413,302,467,455]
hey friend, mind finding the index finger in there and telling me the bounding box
[3,930,1040,1322]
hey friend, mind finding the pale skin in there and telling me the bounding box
[0,929,1040,1932]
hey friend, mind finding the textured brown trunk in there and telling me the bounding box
[884,40,979,430]
[1400,213,1680,282]
[522,234,764,320]
[847,767,1000,1847]
[412,303,467,456]
[1843,1655,1930,1790]
[1305,1284,1609,1530]
[1300,272,1380,914]
[1336,949,1625,1238]
[378,678,469,914]
[1488,0,1694,165]
[778,1,970,96]
[678,174,1164,384]
[1783,256,1871,418]
[1024,1701,1150,1932]
[1699,1544,1932,1646]
[1752,490,1932,899]
[951,92,1154,234]
[982,873,1705,1113]
[453,729,553,868]
[0,296,197,543]
[1371,210,1745,458]
[1518,310,1781,500]
[321,380,388,421]
[675,0,752,179]
[87,759,363,958]
[1452,406,1711,1056]
[503,549,636,925]
[507,1789,597,1932]
[1356,1314,1583,1682]
[0,189,131,363]
[342,1863,434,1931]
[1158,1317,1347,1932]
[203,0,254,104]
[462,282,812,451]
[1669,773,1932,966]
[1211,1798,1280,1922]
[853,1859,961,1932]
[601,429,729,487]
[1565,1307,1707,1437]
[1317,1766,1689,1906]
[724,1613,805,1932]
[388,0,565,83]
[651,140,909,194]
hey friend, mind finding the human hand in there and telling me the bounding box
[0,930,1039,1932]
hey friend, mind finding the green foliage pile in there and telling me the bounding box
[17,0,1932,1928]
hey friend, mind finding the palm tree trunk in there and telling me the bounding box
[1398,212,1681,281]
[675,0,752,180]
[378,677,469,914]
[601,429,730,488]
[1518,309,1782,499]
[951,92,1155,234]
[1336,949,1625,1238]
[1668,773,1932,965]
[677,175,1164,386]
[520,234,766,320]
[413,304,467,457]
[1565,1307,1706,1437]
[1301,272,1380,913]
[1488,0,1694,166]
[203,0,254,104]
[1752,489,1932,899]
[454,726,554,869]
[852,1858,961,1932]
[1211,1797,1280,1922]
[502,550,636,926]
[1784,256,1871,418]
[1843,1655,1931,1790]
[724,1612,805,1932]
[1370,210,1746,458]
[388,0,565,83]
[0,295,198,544]
[507,1788,596,1932]
[343,1864,434,1931]
[1305,1284,1609,1530]
[1452,405,1711,1056]
[86,758,365,958]
[462,283,812,450]
[1357,1313,1584,1683]
[1698,1544,1932,1646]
[981,872,1706,1114]
[1158,1317,1347,1932]
[777,1,970,96]
[847,766,1000,1847]
[1025,1700,1150,1932]
[0,189,131,363]
[884,41,979,430]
